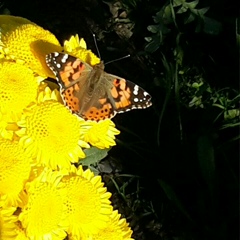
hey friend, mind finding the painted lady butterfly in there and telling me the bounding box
[46,52,152,121]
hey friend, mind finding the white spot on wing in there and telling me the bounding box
[133,85,139,95]
[56,63,61,68]
[61,54,68,63]
[143,91,149,97]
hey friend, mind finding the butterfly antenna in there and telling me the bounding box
[92,32,101,59]
[105,54,131,65]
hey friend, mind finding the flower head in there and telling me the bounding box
[17,100,89,169]
[81,119,120,149]
[63,35,100,66]
[37,83,63,104]
[0,61,39,115]
[0,206,18,239]
[0,138,31,207]
[0,15,62,78]
[63,34,87,52]
[0,109,20,140]
[61,165,113,238]
[19,168,68,240]
[90,210,134,240]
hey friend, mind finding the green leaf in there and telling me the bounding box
[154,4,174,24]
[154,9,163,23]
[176,0,199,13]
[177,5,188,14]
[147,25,159,33]
[224,109,240,120]
[173,0,185,7]
[184,13,195,24]
[185,0,199,9]
[80,147,110,166]
[144,36,152,42]
[145,34,162,53]
[222,123,240,131]
[163,4,174,24]
[195,7,209,15]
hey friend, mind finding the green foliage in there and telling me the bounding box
[144,0,238,134]
[80,147,110,174]
[140,1,239,239]
[145,0,222,52]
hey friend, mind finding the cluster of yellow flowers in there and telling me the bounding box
[0,15,133,239]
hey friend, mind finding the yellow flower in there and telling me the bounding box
[0,206,18,239]
[0,61,39,115]
[61,165,113,238]
[17,100,89,169]
[0,138,31,207]
[37,83,63,104]
[63,35,100,66]
[89,210,134,240]
[81,119,120,149]
[64,34,87,52]
[0,15,62,78]
[14,224,29,240]
[19,168,68,240]
[0,110,16,140]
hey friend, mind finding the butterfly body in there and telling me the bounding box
[46,52,152,121]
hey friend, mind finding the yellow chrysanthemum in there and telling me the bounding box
[80,119,120,149]
[61,165,113,238]
[14,223,29,240]
[37,82,63,104]
[17,100,89,169]
[89,210,134,240]
[19,168,68,240]
[0,111,11,139]
[63,35,100,66]
[0,61,39,114]
[0,110,15,140]
[0,138,31,207]
[0,15,62,78]
[0,206,18,239]
[0,15,33,31]
[63,34,87,52]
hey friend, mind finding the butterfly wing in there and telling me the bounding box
[105,73,152,113]
[46,52,93,115]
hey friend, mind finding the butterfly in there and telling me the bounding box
[46,52,152,121]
